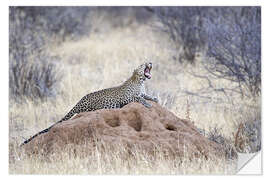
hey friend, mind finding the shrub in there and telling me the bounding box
[9,55,61,101]
[9,7,73,101]
[148,6,261,97]
[235,118,261,153]
[205,7,261,97]
[10,7,92,40]
[198,126,237,160]
[147,7,207,63]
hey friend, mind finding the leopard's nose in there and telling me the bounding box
[148,62,152,69]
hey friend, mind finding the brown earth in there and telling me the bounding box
[23,101,226,159]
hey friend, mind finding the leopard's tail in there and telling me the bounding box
[20,125,53,146]
[20,108,77,146]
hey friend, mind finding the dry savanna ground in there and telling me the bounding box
[9,14,260,174]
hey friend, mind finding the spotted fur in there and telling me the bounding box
[22,62,158,145]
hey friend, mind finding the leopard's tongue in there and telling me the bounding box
[144,68,151,79]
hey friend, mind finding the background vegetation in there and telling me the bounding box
[9,6,261,174]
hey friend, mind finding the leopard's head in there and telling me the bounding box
[133,62,152,82]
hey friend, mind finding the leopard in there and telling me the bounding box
[21,62,158,145]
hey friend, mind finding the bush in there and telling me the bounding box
[9,7,93,101]
[198,126,237,160]
[205,7,261,97]
[9,55,61,101]
[9,7,83,101]
[147,7,207,63]
[235,118,261,153]
[148,6,261,97]
[10,7,92,40]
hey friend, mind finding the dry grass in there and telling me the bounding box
[9,17,260,174]
[9,138,236,175]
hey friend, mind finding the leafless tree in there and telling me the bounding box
[204,7,261,97]
[147,6,261,97]
[146,7,207,63]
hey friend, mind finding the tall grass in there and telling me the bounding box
[9,137,236,175]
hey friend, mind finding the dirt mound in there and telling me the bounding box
[23,101,225,159]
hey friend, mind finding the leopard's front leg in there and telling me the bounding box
[142,94,159,103]
[133,96,152,108]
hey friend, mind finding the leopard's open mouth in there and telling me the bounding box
[144,63,152,79]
